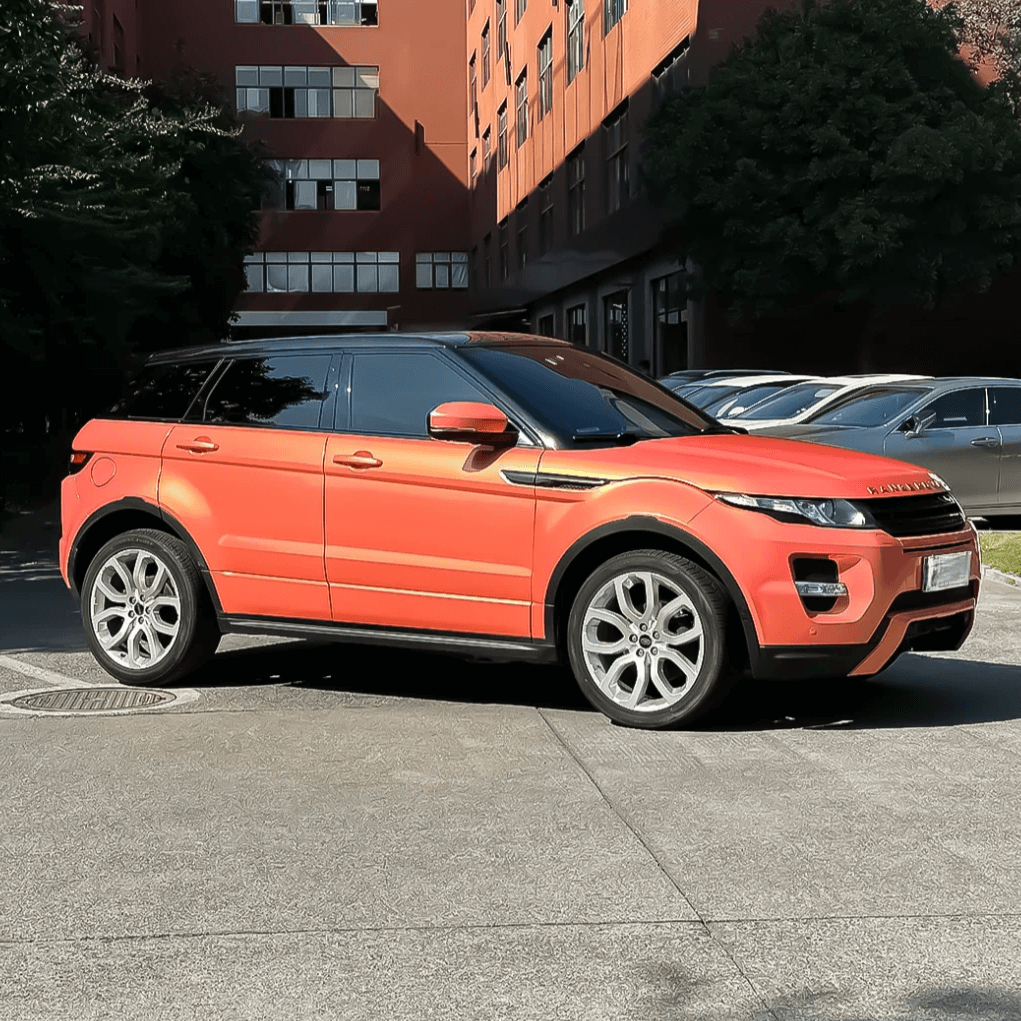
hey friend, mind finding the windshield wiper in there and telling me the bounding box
[571,430,643,445]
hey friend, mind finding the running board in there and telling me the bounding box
[219,616,561,663]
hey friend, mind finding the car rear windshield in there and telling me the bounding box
[735,383,842,421]
[807,387,931,427]
[105,360,221,421]
[458,345,718,446]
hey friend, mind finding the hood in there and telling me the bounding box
[538,433,946,500]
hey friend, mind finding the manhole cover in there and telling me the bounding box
[9,687,174,713]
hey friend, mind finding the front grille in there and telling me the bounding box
[859,493,965,537]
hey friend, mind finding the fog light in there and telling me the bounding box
[794,581,849,598]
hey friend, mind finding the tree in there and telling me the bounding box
[948,0,1021,120]
[641,0,1021,333]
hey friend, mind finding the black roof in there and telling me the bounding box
[148,331,572,364]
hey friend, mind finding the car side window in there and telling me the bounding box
[989,387,1021,427]
[197,355,332,429]
[106,360,220,421]
[918,389,986,429]
[349,352,490,438]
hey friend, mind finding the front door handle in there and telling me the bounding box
[971,437,1001,448]
[176,437,219,453]
[333,451,383,469]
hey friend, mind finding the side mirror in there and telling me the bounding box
[428,401,517,446]
[900,411,936,439]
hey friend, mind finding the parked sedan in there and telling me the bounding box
[718,374,933,431]
[757,378,1021,519]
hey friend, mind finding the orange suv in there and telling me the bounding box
[60,333,981,728]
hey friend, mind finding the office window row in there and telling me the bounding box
[235,1,377,26]
[235,65,378,118]
[415,253,469,289]
[262,159,380,211]
[244,251,399,293]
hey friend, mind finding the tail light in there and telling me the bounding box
[68,451,93,475]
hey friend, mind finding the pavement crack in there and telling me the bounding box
[536,708,781,1021]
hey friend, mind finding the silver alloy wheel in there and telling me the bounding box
[89,548,181,670]
[581,570,705,713]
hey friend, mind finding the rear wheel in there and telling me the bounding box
[566,550,735,728]
[82,529,219,686]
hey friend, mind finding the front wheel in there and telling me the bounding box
[566,550,735,729]
[81,528,220,686]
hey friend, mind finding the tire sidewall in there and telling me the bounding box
[566,551,728,728]
[81,530,204,686]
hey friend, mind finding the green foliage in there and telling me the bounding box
[641,0,1021,324]
[0,0,270,434]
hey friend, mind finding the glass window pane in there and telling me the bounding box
[288,265,309,291]
[265,251,288,262]
[259,66,282,87]
[309,88,331,116]
[990,387,1021,426]
[435,264,450,288]
[378,252,399,262]
[287,251,310,263]
[350,354,487,437]
[266,264,289,292]
[333,159,356,179]
[416,263,433,288]
[925,389,986,428]
[333,180,357,209]
[451,263,468,288]
[311,251,332,262]
[333,265,355,291]
[311,264,333,292]
[416,253,433,263]
[357,66,380,88]
[452,252,468,263]
[249,88,270,113]
[236,65,260,86]
[333,251,354,262]
[308,159,333,179]
[294,89,308,117]
[294,181,317,209]
[333,67,355,87]
[356,264,378,292]
[378,264,399,292]
[285,159,308,179]
[354,90,375,118]
[284,66,307,86]
[356,251,377,262]
[236,88,247,111]
[107,361,220,421]
[204,356,331,430]
[356,159,379,179]
[308,66,331,87]
[245,264,264,291]
[333,89,354,118]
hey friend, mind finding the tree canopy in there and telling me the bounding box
[641,0,1021,325]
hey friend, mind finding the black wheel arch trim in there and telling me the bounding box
[543,515,762,668]
[67,497,223,613]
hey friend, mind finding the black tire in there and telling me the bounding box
[81,528,220,686]
[565,549,736,729]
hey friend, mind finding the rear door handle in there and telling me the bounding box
[176,437,219,453]
[971,437,1001,448]
[333,451,382,469]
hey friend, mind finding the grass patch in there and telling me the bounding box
[980,532,1021,577]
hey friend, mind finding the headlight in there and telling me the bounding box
[717,493,875,528]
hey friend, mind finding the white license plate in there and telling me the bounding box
[922,551,972,593]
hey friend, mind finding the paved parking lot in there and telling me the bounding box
[1,505,1020,1020]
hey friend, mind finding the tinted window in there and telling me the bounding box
[707,383,790,418]
[989,387,1021,426]
[350,353,489,437]
[199,355,331,429]
[921,388,985,429]
[809,388,929,427]
[737,383,842,421]
[106,360,219,421]
[459,345,714,446]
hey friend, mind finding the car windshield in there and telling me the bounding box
[459,345,720,446]
[687,384,744,409]
[734,383,843,421]
[704,383,792,417]
[807,387,930,427]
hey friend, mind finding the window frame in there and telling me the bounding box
[516,199,528,270]
[515,69,529,148]
[604,0,626,33]
[538,30,553,119]
[567,146,585,235]
[604,106,629,214]
[497,103,509,169]
[566,0,585,83]
[539,175,554,254]
[481,22,492,88]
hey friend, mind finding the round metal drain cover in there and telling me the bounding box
[9,687,174,713]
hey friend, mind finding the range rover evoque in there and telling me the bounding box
[59,333,981,728]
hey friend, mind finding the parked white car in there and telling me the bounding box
[718,374,934,431]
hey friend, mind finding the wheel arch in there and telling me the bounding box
[69,498,222,613]
[544,516,760,674]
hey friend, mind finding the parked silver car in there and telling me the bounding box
[758,377,1021,519]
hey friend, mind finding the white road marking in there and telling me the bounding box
[0,655,97,688]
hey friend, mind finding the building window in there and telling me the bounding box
[481,22,491,88]
[262,159,381,211]
[604,106,628,213]
[483,234,492,287]
[469,148,478,186]
[603,290,629,362]
[469,54,478,127]
[566,303,587,346]
[416,253,469,289]
[653,37,690,97]
[604,0,626,33]
[244,251,398,293]
[497,103,509,169]
[515,0,527,23]
[516,200,528,269]
[111,14,124,73]
[566,0,584,83]
[567,146,585,235]
[539,175,554,254]
[498,219,509,280]
[497,0,507,61]
[235,65,377,118]
[236,1,379,26]
[538,313,554,337]
[652,271,687,375]
[537,31,553,119]
[515,71,528,147]
[482,127,493,171]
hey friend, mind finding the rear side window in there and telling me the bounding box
[106,360,219,421]
[197,355,332,430]
[921,389,986,429]
[989,387,1021,426]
